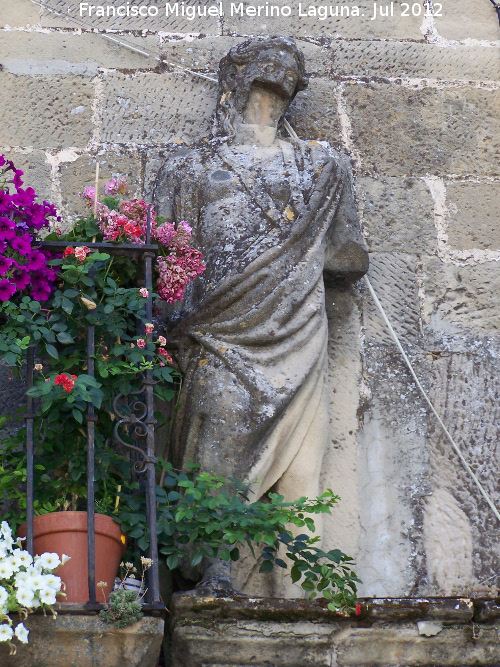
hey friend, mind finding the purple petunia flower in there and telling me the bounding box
[10,233,32,256]
[0,279,16,301]
[0,256,14,276]
[11,269,30,290]
[12,170,24,188]
[30,285,51,301]
[25,250,46,271]
[0,156,5,167]
[12,188,35,207]
[0,217,15,233]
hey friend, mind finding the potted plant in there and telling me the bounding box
[0,158,204,603]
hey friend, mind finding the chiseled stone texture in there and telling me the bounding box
[0,612,164,667]
[223,0,423,40]
[445,181,500,251]
[358,177,436,253]
[433,0,500,41]
[101,71,216,145]
[170,595,500,667]
[0,149,53,204]
[1,74,94,150]
[344,84,500,177]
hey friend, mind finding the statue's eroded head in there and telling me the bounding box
[214,36,308,138]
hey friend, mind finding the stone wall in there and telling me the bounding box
[1,0,499,598]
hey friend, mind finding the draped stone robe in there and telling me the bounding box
[153,137,367,503]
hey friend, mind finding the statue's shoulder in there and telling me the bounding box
[294,138,354,180]
[157,141,219,176]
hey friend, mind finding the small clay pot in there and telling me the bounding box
[18,511,126,604]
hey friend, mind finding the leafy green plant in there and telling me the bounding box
[98,558,152,628]
[117,462,361,613]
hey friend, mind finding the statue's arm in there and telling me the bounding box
[323,159,369,286]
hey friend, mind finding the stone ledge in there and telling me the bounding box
[0,608,165,667]
[169,596,500,667]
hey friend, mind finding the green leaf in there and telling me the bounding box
[57,332,74,344]
[166,555,179,570]
[72,409,83,424]
[45,344,59,359]
[259,560,274,574]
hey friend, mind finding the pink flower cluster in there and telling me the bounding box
[156,229,205,304]
[105,178,129,197]
[0,155,60,302]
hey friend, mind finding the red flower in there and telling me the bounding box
[63,247,75,257]
[355,604,362,616]
[54,373,75,392]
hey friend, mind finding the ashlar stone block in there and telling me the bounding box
[344,83,500,177]
[421,257,500,345]
[433,0,500,42]
[0,0,40,28]
[0,31,159,74]
[358,176,436,253]
[41,0,221,33]
[285,78,342,147]
[222,0,423,40]
[329,40,500,83]
[445,180,500,251]
[101,71,216,145]
[1,74,94,150]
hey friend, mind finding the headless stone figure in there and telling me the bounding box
[153,36,368,597]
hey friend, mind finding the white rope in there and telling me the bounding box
[364,275,500,523]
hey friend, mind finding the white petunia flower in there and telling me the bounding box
[61,554,71,565]
[13,550,32,567]
[0,561,15,579]
[38,588,57,605]
[0,586,8,608]
[28,573,45,590]
[0,523,13,550]
[7,554,22,573]
[15,571,30,586]
[14,623,29,644]
[0,624,13,642]
[36,553,61,570]
[16,587,35,608]
[42,574,61,591]
[0,542,9,559]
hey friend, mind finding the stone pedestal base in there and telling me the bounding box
[169,595,500,667]
[0,606,164,667]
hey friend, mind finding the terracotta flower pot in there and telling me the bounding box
[18,511,126,604]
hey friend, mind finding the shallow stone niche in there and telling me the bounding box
[0,607,164,667]
[168,594,500,667]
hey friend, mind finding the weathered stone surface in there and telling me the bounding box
[286,78,342,146]
[59,152,143,223]
[170,596,500,667]
[358,177,436,253]
[364,253,422,345]
[329,40,500,82]
[0,149,53,204]
[445,181,500,250]
[160,35,332,77]
[323,285,363,559]
[1,74,94,150]
[425,352,500,591]
[344,83,500,177]
[433,0,500,42]
[0,0,40,28]
[101,71,216,145]
[0,613,164,667]
[421,258,500,346]
[0,31,159,74]
[222,0,423,40]
[40,0,221,33]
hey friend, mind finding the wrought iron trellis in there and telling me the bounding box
[24,211,163,608]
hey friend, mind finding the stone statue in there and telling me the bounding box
[153,36,368,596]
